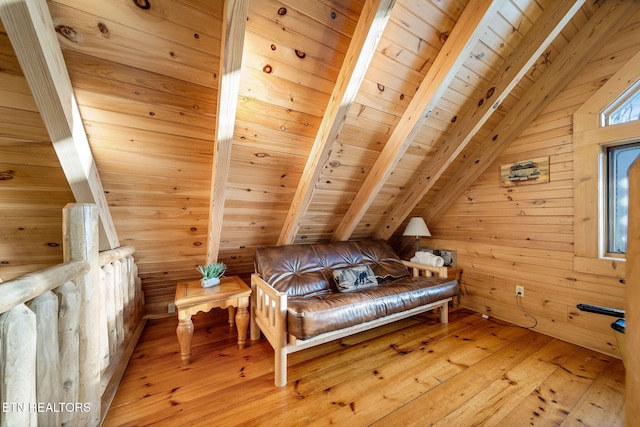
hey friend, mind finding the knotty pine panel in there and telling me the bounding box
[245,10,347,68]
[229,145,307,173]
[335,126,392,151]
[0,117,50,142]
[52,0,223,46]
[377,36,428,75]
[242,30,340,82]
[233,128,314,159]
[280,0,361,38]
[366,52,423,92]
[85,120,215,154]
[228,168,301,190]
[0,31,74,281]
[459,268,623,312]
[95,161,210,187]
[49,2,219,88]
[358,78,414,113]
[0,41,23,77]
[464,295,620,357]
[74,91,215,130]
[250,0,354,55]
[352,90,408,117]
[446,240,625,296]
[236,97,321,137]
[91,148,211,180]
[346,101,399,127]
[0,74,38,111]
[239,67,328,118]
[379,21,439,70]
[89,137,214,169]
[79,105,215,140]
[390,1,454,47]
[63,52,219,115]
[233,118,316,148]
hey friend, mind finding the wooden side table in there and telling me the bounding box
[446,267,463,306]
[174,275,251,365]
[447,267,462,281]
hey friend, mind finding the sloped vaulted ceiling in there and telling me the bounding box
[2,0,635,312]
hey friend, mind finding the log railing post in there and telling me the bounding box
[102,263,117,358]
[57,281,80,425]
[113,261,124,347]
[31,291,62,426]
[98,268,110,371]
[0,304,37,427]
[63,203,101,426]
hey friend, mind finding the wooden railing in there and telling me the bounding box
[0,204,144,426]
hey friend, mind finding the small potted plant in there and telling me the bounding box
[197,262,227,288]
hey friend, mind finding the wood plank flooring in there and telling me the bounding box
[103,308,625,426]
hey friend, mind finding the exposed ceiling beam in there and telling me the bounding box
[374,0,586,240]
[206,0,249,263]
[277,0,396,246]
[422,0,638,226]
[0,0,119,250]
[331,0,504,242]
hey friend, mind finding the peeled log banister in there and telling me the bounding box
[0,203,145,426]
[57,282,80,425]
[0,304,37,427]
[99,245,136,266]
[0,260,89,315]
[32,291,62,426]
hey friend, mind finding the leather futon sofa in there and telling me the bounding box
[250,239,458,386]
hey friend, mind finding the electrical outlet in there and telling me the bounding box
[168,302,176,314]
[515,285,524,297]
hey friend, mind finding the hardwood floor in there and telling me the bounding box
[103,308,625,426]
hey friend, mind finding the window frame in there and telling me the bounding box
[602,79,640,126]
[573,50,640,277]
[606,142,640,256]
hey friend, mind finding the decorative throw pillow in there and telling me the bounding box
[332,265,378,292]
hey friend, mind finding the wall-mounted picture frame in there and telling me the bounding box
[500,156,550,187]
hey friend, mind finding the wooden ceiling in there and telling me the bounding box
[3,0,632,311]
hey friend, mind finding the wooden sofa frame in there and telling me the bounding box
[250,260,453,386]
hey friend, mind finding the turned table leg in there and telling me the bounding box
[176,317,194,365]
[235,297,250,349]
[228,306,236,328]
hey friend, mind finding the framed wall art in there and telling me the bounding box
[500,156,550,186]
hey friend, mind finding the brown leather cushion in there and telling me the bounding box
[286,276,458,340]
[253,243,329,297]
[254,240,410,297]
[312,240,410,283]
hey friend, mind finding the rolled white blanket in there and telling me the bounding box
[410,251,445,267]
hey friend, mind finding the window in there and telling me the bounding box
[607,142,640,254]
[604,81,640,126]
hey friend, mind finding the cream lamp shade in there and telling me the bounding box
[403,217,431,251]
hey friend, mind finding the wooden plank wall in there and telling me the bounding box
[427,10,640,358]
[0,20,73,281]
[45,0,225,313]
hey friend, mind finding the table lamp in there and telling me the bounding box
[403,217,431,252]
